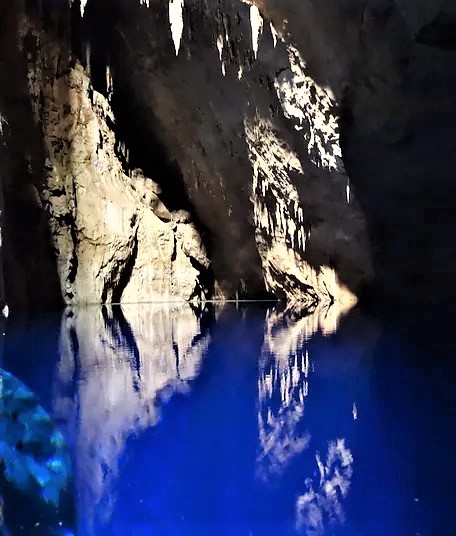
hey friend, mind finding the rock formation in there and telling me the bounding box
[0,369,74,535]
[1,0,456,309]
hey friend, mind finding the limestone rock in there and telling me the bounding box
[3,0,456,307]
[18,16,210,305]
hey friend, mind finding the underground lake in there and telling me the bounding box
[0,303,454,535]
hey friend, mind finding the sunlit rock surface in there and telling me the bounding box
[15,16,210,306]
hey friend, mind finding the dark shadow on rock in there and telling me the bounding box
[340,2,456,305]
[415,11,456,50]
[0,2,64,312]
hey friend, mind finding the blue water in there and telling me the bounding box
[0,303,455,535]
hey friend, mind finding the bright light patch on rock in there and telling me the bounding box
[77,0,150,17]
[274,46,342,171]
[270,22,278,47]
[80,0,88,17]
[245,116,358,308]
[0,114,7,136]
[216,34,226,75]
[250,5,264,59]
[169,0,184,56]
[217,35,223,61]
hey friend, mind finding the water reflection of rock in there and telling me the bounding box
[53,303,209,535]
[256,302,348,481]
[257,304,372,535]
[296,438,353,535]
[256,309,311,481]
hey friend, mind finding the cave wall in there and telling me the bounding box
[75,0,373,306]
[0,2,62,312]
[21,13,210,305]
[2,0,456,309]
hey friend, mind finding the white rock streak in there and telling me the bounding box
[0,114,7,136]
[250,5,264,58]
[217,34,223,61]
[80,0,88,17]
[169,0,184,56]
[216,35,226,76]
[270,22,278,47]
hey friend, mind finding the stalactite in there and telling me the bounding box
[250,5,263,59]
[169,0,185,56]
[80,0,88,17]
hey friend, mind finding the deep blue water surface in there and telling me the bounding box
[0,303,455,535]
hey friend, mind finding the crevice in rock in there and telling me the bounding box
[111,229,139,304]
[187,255,213,300]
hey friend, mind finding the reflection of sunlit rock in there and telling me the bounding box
[265,302,353,362]
[257,304,355,535]
[256,308,313,480]
[256,302,350,480]
[53,304,208,535]
[296,439,353,535]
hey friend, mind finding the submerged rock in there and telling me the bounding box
[0,369,74,535]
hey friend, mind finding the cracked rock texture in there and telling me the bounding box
[1,0,456,308]
[7,10,210,307]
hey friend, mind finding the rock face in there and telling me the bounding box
[91,0,373,306]
[18,15,210,306]
[1,0,456,308]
